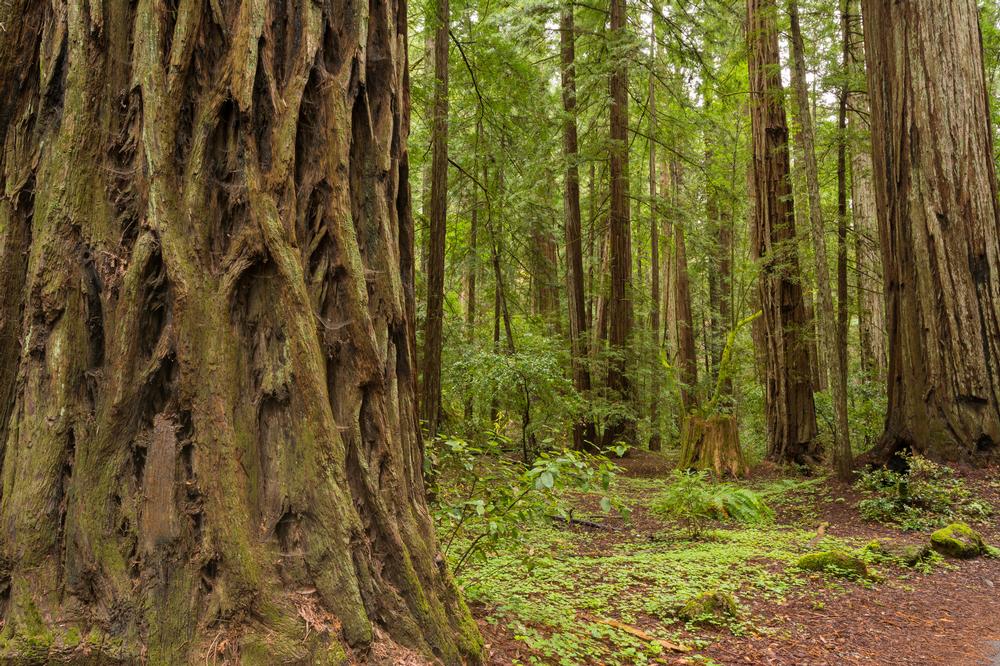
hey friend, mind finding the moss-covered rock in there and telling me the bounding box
[898,544,935,567]
[862,539,934,567]
[678,590,739,625]
[930,522,986,559]
[796,550,870,578]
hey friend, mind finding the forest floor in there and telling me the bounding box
[458,452,1000,666]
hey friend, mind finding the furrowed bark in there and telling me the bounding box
[861,0,1000,462]
[0,1,481,663]
[746,0,819,464]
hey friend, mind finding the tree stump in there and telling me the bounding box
[678,415,748,478]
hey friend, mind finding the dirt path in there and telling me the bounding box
[702,557,1000,665]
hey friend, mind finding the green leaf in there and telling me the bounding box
[537,471,555,489]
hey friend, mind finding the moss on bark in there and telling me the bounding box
[0,1,480,663]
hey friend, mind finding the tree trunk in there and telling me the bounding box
[0,1,482,663]
[671,161,699,414]
[706,149,723,379]
[846,1,886,380]
[788,0,852,478]
[605,0,634,446]
[464,120,482,423]
[678,416,748,478]
[560,3,596,450]
[861,0,1000,461]
[422,0,450,438]
[648,13,662,452]
[746,0,819,464]
[661,168,674,356]
[717,204,735,403]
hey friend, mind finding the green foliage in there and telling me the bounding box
[855,452,993,531]
[651,471,774,537]
[427,431,625,575]
[445,331,580,458]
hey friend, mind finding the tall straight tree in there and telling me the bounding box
[648,10,663,451]
[746,0,819,463]
[788,0,852,478]
[846,0,886,379]
[423,0,450,437]
[606,0,635,445]
[862,0,1000,460]
[672,160,699,413]
[0,0,481,662]
[561,1,596,449]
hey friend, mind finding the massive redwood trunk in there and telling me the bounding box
[862,0,1000,461]
[746,0,819,464]
[0,1,480,663]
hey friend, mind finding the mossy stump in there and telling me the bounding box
[678,415,748,478]
[796,551,870,579]
[930,523,987,559]
[678,590,739,626]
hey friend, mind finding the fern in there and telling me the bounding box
[652,471,773,537]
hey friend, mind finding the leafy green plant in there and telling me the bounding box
[855,452,993,531]
[427,431,626,575]
[651,471,774,537]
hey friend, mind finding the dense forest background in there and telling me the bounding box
[405,0,1000,466]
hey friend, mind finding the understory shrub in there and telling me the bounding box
[855,452,992,531]
[651,470,774,537]
[427,430,626,575]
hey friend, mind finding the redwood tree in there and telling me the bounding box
[560,1,596,449]
[0,1,480,662]
[423,0,450,437]
[605,0,635,445]
[746,0,819,463]
[862,0,1000,460]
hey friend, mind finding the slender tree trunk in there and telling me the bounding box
[847,1,886,380]
[561,3,596,450]
[672,161,699,413]
[789,0,851,477]
[464,120,482,422]
[422,0,450,438]
[0,2,481,662]
[861,0,1000,461]
[648,17,662,451]
[836,0,850,426]
[661,168,674,355]
[747,0,819,464]
[605,0,635,445]
[718,193,735,402]
[706,149,723,378]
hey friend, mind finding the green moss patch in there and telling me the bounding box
[930,522,986,559]
[795,551,870,579]
[678,590,740,626]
